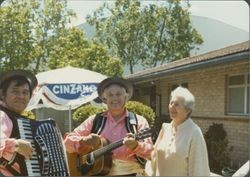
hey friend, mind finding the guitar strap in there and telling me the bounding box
[91,111,146,167]
[125,112,146,167]
[0,156,21,176]
[91,112,107,134]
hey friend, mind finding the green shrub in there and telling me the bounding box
[73,104,106,125]
[126,101,156,126]
[73,101,156,127]
[204,123,232,175]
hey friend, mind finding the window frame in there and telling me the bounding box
[227,73,250,116]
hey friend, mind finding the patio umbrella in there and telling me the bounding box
[26,66,107,131]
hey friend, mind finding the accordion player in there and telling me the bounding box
[0,69,68,176]
[0,106,69,176]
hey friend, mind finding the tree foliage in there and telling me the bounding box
[48,28,123,76]
[0,0,36,71]
[125,101,156,126]
[0,0,123,76]
[73,104,106,126]
[48,28,89,69]
[31,0,75,72]
[87,0,203,74]
[0,0,74,73]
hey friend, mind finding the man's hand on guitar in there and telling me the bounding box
[82,134,101,149]
[123,133,138,150]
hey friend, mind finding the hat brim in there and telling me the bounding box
[98,77,133,103]
[0,70,38,92]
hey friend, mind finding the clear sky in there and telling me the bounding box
[67,0,249,32]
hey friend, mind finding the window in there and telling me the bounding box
[227,74,250,115]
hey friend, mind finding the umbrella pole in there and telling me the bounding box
[69,105,72,132]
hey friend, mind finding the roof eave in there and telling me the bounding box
[127,51,250,83]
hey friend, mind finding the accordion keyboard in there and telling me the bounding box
[17,118,41,176]
[17,118,69,176]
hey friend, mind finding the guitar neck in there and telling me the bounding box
[86,128,152,161]
[94,139,124,159]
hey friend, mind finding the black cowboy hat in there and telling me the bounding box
[98,77,133,103]
[0,70,38,93]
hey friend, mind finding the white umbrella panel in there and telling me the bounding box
[26,66,107,131]
[27,66,107,110]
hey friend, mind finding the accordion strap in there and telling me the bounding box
[0,156,22,176]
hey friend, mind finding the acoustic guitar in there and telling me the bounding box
[67,128,152,176]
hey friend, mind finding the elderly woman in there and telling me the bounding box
[145,86,210,176]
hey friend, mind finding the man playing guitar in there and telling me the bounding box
[64,77,153,176]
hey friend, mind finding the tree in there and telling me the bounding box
[87,0,203,74]
[48,27,123,76]
[31,0,75,72]
[0,0,123,76]
[81,40,123,77]
[0,0,75,73]
[47,28,89,69]
[0,0,35,71]
[142,0,203,66]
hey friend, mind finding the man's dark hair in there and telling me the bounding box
[1,75,32,97]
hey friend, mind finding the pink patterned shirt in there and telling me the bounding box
[0,101,20,176]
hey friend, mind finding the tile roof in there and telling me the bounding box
[126,40,249,79]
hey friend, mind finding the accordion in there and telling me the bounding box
[16,117,69,176]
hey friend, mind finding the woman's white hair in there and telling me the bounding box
[171,86,195,111]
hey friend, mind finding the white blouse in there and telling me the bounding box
[145,118,210,176]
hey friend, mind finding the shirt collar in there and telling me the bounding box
[106,109,129,122]
[171,117,192,132]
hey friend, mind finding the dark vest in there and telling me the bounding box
[91,111,146,166]
[0,105,20,138]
